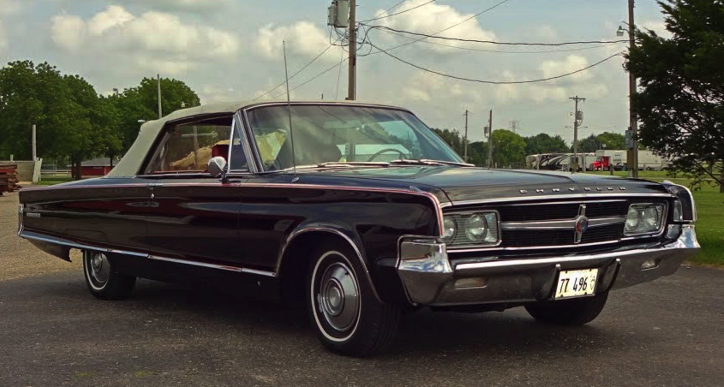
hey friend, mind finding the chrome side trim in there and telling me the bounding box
[449,193,674,206]
[18,231,275,277]
[275,226,382,302]
[501,216,626,231]
[147,255,275,277]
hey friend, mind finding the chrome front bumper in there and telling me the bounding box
[397,225,700,306]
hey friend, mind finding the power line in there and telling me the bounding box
[362,0,436,23]
[366,25,630,46]
[367,41,624,85]
[270,56,349,100]
[361,0,516,56]
[379,28,628,54]
[254,39,341,101]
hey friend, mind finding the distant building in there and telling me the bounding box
[72,157,118,177]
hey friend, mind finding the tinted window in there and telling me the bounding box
[145,117,246,174]
[246,105,462,171]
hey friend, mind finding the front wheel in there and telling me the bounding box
[307,243,401,357]
[524,292,609,326]
[83,251,136,300]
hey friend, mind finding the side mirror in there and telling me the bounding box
[207,156,227,178]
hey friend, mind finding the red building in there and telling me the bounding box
[71,157,117,177]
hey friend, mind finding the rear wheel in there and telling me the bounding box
[524,292,609,326]
[82,250,136,300]
[307,242,401,357]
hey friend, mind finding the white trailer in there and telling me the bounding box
[637,150,671,171]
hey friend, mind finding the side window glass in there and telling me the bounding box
[228,121,249,171]
[145,120,235,174]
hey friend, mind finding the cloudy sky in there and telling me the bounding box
[0,0,670,143]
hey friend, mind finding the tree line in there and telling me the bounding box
[432,128,625,168]
[0,61,200,179]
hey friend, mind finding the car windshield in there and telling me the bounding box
[246,105,463,171]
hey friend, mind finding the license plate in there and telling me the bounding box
[555,269,598,300]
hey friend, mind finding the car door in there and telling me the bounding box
[138,114,249,265]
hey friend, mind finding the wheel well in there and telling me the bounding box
[278,231,356,305]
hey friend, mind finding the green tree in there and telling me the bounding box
[525,133,569,155]
[431,128,464,156]
[625,0,724,191]
[491,129,526,168]
[576,134,601,153]
[596,132,625,150]
[113,77,201,154]
[0,61,85,161]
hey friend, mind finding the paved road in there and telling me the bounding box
[2,192,724,386]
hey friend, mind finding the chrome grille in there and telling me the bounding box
[445,199,669,251]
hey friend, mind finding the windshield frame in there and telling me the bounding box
[240,102,464,173]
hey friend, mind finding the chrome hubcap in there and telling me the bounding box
[318,262,359,333]
[89,252,110,285]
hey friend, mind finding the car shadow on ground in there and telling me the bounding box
[47,273,651,359]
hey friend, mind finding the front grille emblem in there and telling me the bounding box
[574,204,588,244]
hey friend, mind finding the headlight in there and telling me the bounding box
[624,203,666,236]
[441,212,500,247]
[465,214,488,242]
[441,217,457,243]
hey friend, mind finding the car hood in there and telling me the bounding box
[322,166,669,203]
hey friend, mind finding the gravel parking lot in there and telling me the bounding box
[2,192,723,387]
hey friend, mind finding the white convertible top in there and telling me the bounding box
[106,100,407,177]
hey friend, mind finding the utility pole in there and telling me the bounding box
[347,0,356,100]
[627,0,639,178]
[157,74,162,119]
[570,96,586,173]
[487,109,493,168]
[463,109,470,161]
[32,124,37,162]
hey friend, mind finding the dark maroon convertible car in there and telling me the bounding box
[18,101,699,356]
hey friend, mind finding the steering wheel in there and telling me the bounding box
[366,148,406,162]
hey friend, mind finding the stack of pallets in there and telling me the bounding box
[0,164,21,195]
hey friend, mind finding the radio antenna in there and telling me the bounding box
[283,40,297,177]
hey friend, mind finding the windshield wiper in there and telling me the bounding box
[390,159,474,167]
[269,161,390,174]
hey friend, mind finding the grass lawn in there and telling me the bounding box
[587,171,723,267]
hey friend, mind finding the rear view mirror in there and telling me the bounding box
[207,156,227,178]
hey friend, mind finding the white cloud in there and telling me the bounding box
[50,13,85,50]
[373,0,497,53]
[50,5,240,75]
[200,85,240,104]
[50,6,241,56]
[539,55,593,82]
[640,19,671,38]
[254,21,334,60]
[87,5,133,36]
[0,20,6,53]
[97,0,231,12]
[534,25,558,41]
[0,0,20,16]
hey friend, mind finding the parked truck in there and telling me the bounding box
[592,150,672,171]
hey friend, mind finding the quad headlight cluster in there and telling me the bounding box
[441,211,500,247]
[624,203,666,236]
